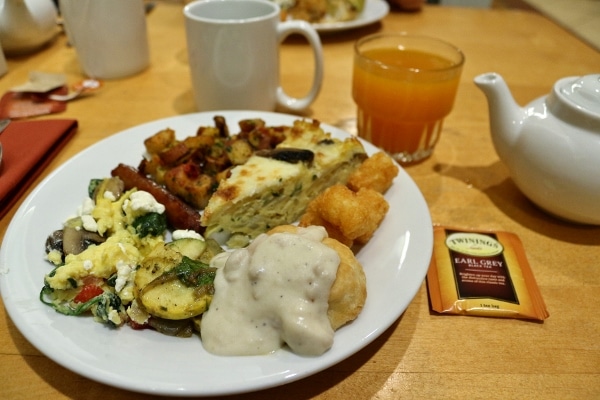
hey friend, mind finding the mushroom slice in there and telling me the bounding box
[92,177,125,201]
[255,147,314,164]
[45,230,64,254]
[62,225,106,256]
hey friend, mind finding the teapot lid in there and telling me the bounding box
[554,74,600,118]
[546,75,600,131]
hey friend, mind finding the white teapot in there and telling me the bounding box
[474,72,600,225]
[0,0,59,55]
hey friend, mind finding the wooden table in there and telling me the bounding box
[1,3,599,399]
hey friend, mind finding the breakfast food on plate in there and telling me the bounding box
[41,176,221,335]
[42,177,170,326]
[265,225,367,330]
[111,163,204,233]
[133,235,221,322]
[275,0,366,23]
[134,117,374,247]
[201,225,366,356]
[41,178,367,354]
[300,184,389,247]
[39,115,397,357]
[346,151,399,194]
[138,116,288,210]
[299,151,398,248]
[201,119,367,247]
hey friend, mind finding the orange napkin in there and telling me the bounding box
[0,119,78,219]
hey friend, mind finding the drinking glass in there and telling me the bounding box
[352,33,464,164]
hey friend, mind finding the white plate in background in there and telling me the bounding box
[312,0,390,32]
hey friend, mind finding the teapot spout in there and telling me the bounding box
[474,73,527,153]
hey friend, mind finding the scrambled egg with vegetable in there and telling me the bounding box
[41,177,220,336]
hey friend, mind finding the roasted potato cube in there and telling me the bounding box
[163,164,217,209]
[159,142,190,166]
[145,128,175,154]
[238,118,265,133]
[138,154,163,177]
[183,135,214,151]
[227,139,254,165]
[197,126,221,137]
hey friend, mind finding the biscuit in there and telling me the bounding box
[267,225,367,330]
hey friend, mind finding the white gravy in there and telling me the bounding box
[201,226,340,356]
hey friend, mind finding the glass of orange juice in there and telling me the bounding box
[352,33,465,164]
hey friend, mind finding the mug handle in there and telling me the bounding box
[276,21,324,112]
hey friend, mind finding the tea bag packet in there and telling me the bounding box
[427,226,549,321]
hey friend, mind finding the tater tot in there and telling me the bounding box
[347,152,399,194]
[316,185,389,241]
[354,194,390,244]
[299,203,354,247]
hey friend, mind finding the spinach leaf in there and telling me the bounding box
[142,256,216,297]
[174,256,216,288]
[40,285,125,328]
[132,212,167,238]
[88,178,103,198]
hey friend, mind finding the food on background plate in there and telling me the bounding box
[201,119,367,247]
[275,0,366,23]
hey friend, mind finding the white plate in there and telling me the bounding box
[312,0,390,33]
[0,111,432,396]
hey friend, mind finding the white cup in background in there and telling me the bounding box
[184,0,324,112]
[59,0,150,80]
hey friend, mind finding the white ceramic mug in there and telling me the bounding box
[184,0,324,112]
[59,0,150,80]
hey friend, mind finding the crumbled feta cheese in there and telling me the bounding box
[81,214,98,232]
[115,260,134,293]
[78,197,95,216]
[123,191,165,214]
[127,299,150,325]
[103,190,117,201]
[83,260,94,271]
[108,309,122,325]
[172,229,204,241]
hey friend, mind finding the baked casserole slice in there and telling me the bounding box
[201,119,367,247]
